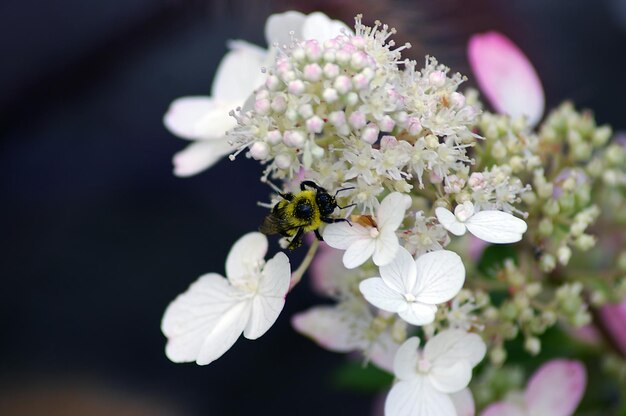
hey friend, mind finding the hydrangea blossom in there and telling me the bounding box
[436,201,527,244]
[482,359,586,416]
[161,232,290,365]
[163,11,350,176]
[323,192,412,268]
[359,247,465,326]
[386,331,486,416]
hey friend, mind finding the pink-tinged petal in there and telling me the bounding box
[265,10,306,47]
[291,306,363,352]
[164,96,217,140]
[413,250,465,305]
[393,337,420,381]
[525,359,586,416]
[343,237,376,269]
[481,401,526,416]
[398,302,437,326]
[599,299,626,355]
[212,47,267,102]
[424,330,486,367]
[450,388,475,416]
[379,246,417,294]
[308,243,346,296]
[468,31,545,127]
[225,232,268,286]
[385,377,457,416]
[468,235,489,261]
[359,278,406,312]
[369,333,400,373]
[465,211,527,244]
[301,12,352,42]
[172,140,233,177]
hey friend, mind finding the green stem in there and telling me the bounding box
[289,239,319,291]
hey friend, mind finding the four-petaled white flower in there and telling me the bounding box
[161,232,290,365]
[436,201,527,244]
[323,192,412,269]
[482,359,586,416]
[164,11,350,177]
[386,330,486,416]
[359,247,465,326]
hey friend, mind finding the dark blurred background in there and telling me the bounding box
[1,0,625,414]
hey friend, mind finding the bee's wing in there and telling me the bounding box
[259,212,282,235]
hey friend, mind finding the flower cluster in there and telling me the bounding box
[161,11,626,416]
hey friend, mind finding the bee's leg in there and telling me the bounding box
[300,181,324,192]
[314,229,323,241]
[287,228,305,250]
[321,217,352,226]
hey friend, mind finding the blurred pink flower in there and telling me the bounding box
[482,359,586,416]
[598,299,626,355]
[468,32,545,127]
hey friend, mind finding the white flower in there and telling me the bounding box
[164,11,350,176]
[161,232,290,365]
[323,192,412,269]
[385,330,486,416]
[435,201,527,244]
[359,247,465,326]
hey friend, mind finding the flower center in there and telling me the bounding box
[369,227,380,238]
[417,358,431,373]
[403,293,416,302]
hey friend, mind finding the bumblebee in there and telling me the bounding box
[260,181,353,250]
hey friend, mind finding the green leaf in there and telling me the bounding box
[331,361,393,392]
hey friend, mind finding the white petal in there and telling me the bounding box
[244,295,284,340]
[385,377,457,416]
[435,207,467,236]
[393,336,420,381]
[481,402,527,416]
[196,300,251,365]
[413,250,465,305]
[212,47,266,102]
[291,306,363,352]
[264,10,306,46]
[301,12,352,42]
[398,302,437,326]
[376,192,412,232]
[243,252,291,340]
[525,359,586,416]
[323,222,370,250]
[257,251,291,297]
[379,246,417,293]
[225,232,268,286]
[161,273,245,363]
[343,237,376,269]
[359,278,406,312]
[450,388,476,416]
[163,97,217,140]
[428,359,472,393]
[465,210,527,244]
[373,227,401,266]
[172,140,233,177]
[192,104,239,139]
[424,330,486,367]
[468,31,544,127]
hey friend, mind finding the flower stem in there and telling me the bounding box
[289,239,319,291]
